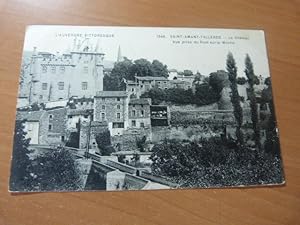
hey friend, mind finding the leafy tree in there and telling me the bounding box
[226,52,244,145]
[136,135,147,152]
[244,54,261,150]
[95,129,114,156]
[104,58,133,91]
[32,147,81,191]
[10,120,33,191]
[151,60,169,78]
[183,70,193,76]
[130,58,154,77]
[140,87,166,105]
[194,83,220,105]
[209,70,228,93]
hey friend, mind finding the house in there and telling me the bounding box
[94,91,129,136]
[134,76,169,97]
[128,98,151,129]
[16,108,67,145]
[66,109,93,132]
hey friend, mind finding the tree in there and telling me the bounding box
[194,83,220,105]
[140,87,166,105]
[130,58,154,77]
[261,78,280,155]
[136,135,147,152]
[183,70,193,76]
[209,70,228,94]
[244,54,261,150]
[95,129,114,156]
[151,60,169,78]
[226,52,244,145]
[104,58,133,91]
[10,120,33,191]
[32,147,81,191]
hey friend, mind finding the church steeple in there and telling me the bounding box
[117,45,123,62]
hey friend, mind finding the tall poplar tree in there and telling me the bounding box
[244,54,261,150]
[226,52,244,145]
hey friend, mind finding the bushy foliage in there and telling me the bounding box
[31,147,81,191]
[10,120,34,191]
[141,84,219,106]
[150,138,283,187]
[136,135,147,152]
[95,129,114,156]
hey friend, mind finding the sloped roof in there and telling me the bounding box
[129,98,151,105]
[135,76,168,81]
[68,109,93,116]
[96,91,128,97]
[16,110,45,121]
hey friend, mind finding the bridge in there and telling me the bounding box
[30,144,176,191]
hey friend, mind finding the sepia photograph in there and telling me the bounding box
[9,26,284,192]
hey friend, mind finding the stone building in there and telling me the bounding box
[66,109,93,132]
[94,91,129,136]
[20,41,105,105]
[128,98,151,129]
[133,76,169,97]
[17,108,67,145]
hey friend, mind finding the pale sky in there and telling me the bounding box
[23,25,271,77]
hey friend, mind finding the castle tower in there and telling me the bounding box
[29,47,39,104]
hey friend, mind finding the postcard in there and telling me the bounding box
[9,26,284,192]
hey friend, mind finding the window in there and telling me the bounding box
[141,85,143,88]
[51,66,56,73]
[131,120,136,127]
[140,122,145,128]
[102,97,105,101]
[117,97,120,101]
[113,122,124,128]
[117,113,121,119]
[141,110,144,117]
[49,114,53,119]
[117,105,121,110]
[132,110,136,116]
[42,66,47,73]
[42,83,47,90]
[83,66,88,73]
[101,113,105,121]
[131,88,134,92]
[84,115,88,119]
[82,82,88,90]
[48,124,52,131]
[60,66,65,73]
[58,82,64,90]
[102,105,105,110]
[61,136,65,142]
[132,104,135,108]
[68,115,73,119]
[141,104,143,108]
